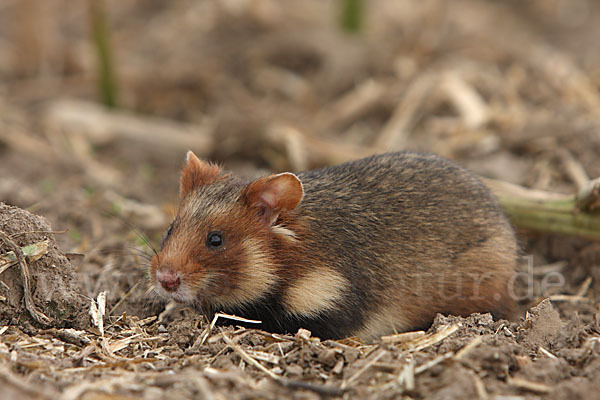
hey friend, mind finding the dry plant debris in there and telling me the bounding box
[1,299,599,399]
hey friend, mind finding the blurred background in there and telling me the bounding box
[1,0,600,307]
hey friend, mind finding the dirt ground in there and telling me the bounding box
[1,0,600,399]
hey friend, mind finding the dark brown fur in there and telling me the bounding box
[150,152,517,340]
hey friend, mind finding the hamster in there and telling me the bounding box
[150,151,517,341]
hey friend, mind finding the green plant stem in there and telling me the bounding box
[89,0,118,107]
[486,178,600,240]
[340,0,364,33]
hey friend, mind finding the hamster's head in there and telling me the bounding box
[150,151,304,310]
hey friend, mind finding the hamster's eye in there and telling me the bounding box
[206,231,224,249]
[161,222,175,248]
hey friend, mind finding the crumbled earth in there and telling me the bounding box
[1,1,600,399]
[0,203,88,329]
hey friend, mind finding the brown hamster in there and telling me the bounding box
[150,151,517,341]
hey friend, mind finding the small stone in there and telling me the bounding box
[296,328,312,341]
[285,364,304,377]
[317,348,341,367]
[520,299,562,352]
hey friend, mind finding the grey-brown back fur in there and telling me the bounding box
[281,152,516,338]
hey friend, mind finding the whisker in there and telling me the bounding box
[100,209,160,256]
[126,247,154,261]
[93,247,154,266]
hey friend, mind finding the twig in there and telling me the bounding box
[374,72,435,150]
[44,99,215,157]
[484,178,569,202]
[266,122,373,168]
[558,149,589,190]
[318,78,385,129]
[397,355,415,391]
[381,330,425,345]
[525,44,600,123]
[453,336,484,361]
[195,313,261,349]
[342,349,386,388]
[0,127,55,163]
[532,261,567,276]
[221,330,344,396]
[405,324,459,352]
[471,372,489,400]
[265,124,310,171]
[538,347,558,360]
[0,230,50,325]
[548,295,591,303]
[104,190,168,230]
[414,351,454,374]
[441,71,490,129]
[253,66,312,103]
[507,376,553,394]
[222,330,280,380]
[575,276,593,297]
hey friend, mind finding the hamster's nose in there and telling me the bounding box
[157,269,181,292]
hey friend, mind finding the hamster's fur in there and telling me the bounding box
[150,151,517,341]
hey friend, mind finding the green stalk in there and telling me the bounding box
[500,197,600,240]
[340,0,364,34]
[486,178,600,241]
[89,0,118,108]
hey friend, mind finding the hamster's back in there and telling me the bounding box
[296,152,516,339]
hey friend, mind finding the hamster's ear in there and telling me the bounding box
[242,172,304,226]
[180,151,223,198]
